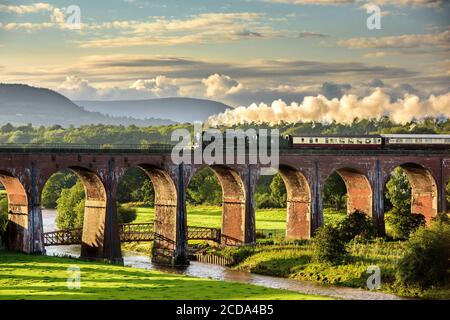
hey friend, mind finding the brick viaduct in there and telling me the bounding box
[0,147,448,265]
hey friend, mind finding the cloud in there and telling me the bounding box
[262,0,444,6]
[368,0,444,7]
[77,13,274,48]
[298,31,329,38]
[0,11,274,45]
[262,0,356,5]
[130,76,180,97]
[339,30,450,49]
[202,74,243,98]
[0,3,53,14]
[207,89,450,126]
[321,82,352,98]
[57,76,98,100]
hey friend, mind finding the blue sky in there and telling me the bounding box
[0,0,449,109]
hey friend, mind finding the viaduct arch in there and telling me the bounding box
[0,149,448,265]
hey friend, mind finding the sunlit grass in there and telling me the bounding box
[130,205,345,232]
[0,252,329,300]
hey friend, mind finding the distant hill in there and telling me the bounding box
[76,97,231,123]
[0,84,175,127]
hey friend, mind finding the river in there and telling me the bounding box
[43,209,406,300]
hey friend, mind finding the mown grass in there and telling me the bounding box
[122,205,346,252]
[0,252,330,300]
[129,205,345,231]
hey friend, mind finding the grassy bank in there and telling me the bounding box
[0,252,330,300]
[121,205,346,254]
[210,240,449,299]
[128,205,345,231]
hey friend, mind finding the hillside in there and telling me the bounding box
[76,97,230,123]
[0,84,174,127]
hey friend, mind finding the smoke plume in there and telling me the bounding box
[206,89,450,127]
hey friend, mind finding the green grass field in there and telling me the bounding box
[131,205,346,233]
[0,252,329,300]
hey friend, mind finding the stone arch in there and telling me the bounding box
[137,164,178,262]
[0,170,29,251]
[391,163,438,223]
[208,165,247,245]
[278,165,312,239]
[57,166,108,260]
[334,168,373,217]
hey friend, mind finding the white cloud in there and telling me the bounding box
[57,76,97,100]
[130,76,180,97]
[0,3,53,14]
[263,0,444,6]
[368,0,444,7]
[339,30,450,49]
[202,74,243,98]
[78,13,273,48]
[262,0,356,5]
[207,89,450,126]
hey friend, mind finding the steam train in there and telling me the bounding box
[283,134,450,150]
[196,132,450,150]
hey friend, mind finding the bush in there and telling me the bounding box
[312,225,347,264]
[118,204,137,223]
[217,246,255,265]
[432,212,450,224]
[386,208,426,240]
[255,193,277,209]
[338,211,377,242]
[396,220,450,289]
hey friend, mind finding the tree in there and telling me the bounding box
[323,172,347,211]
[0,195,8,244]
[385,167,411,211]
[117,168,154,205]
[187,168,222,206]
[385,208,426,240]
[396,220,450,289]
[269,173,286,208]
[446,179,450,209]
[384,168,423,240]
[42,171,77,208]
[56,181,85,229]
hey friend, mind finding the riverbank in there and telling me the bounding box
[209,240,450,300]
[0,251,329,300]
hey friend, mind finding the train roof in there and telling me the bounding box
[381,134,450,138]
[289,134,381,137]
[288,134,450,138]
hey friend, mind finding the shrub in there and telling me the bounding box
[255,193,277,209]
[338,211,377,242]
[432,212,450,224]
[118,204,137,223]
[385,208,426,240]
[218,246,255,264]
[312,225,347,264]
[396,220,450,289]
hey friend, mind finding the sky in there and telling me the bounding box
[0,0,449,120]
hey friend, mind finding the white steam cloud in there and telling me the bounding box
[207,89,450,126]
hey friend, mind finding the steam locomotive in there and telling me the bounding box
[283,134,450,149]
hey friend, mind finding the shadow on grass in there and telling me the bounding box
[0,252,318,300]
